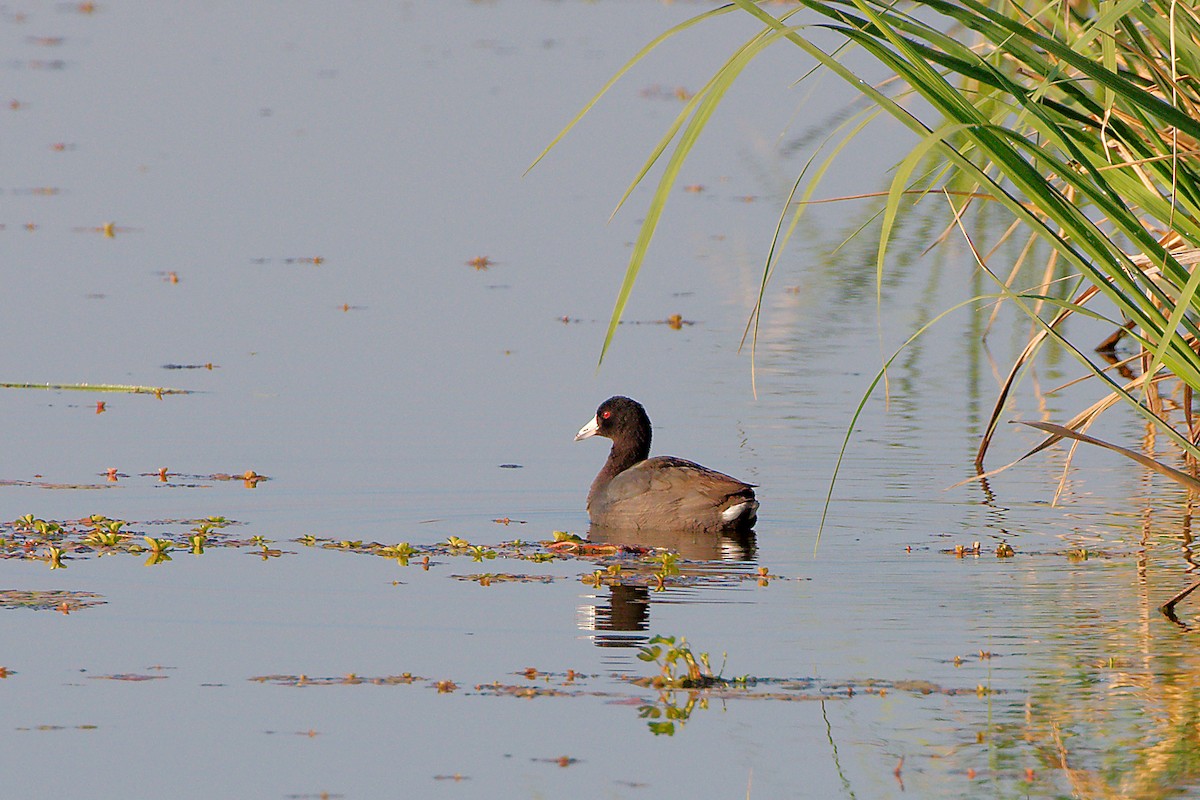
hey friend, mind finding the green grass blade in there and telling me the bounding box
[525,4,735,176]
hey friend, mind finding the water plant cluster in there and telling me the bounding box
[3,514,239,568]
[0,588,105,612]
[3,516,781,596]
[299,531,779,591]
[247,652,995,739]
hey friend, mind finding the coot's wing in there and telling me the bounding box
[591,456,757,531]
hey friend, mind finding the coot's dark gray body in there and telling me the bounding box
[574,396,758,532]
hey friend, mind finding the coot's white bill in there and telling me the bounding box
[574,415,599,442]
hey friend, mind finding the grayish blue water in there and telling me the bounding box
[3,3,1198,799]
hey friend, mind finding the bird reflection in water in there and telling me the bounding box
[577,525,757,649]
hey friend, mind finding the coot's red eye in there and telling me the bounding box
[601,410,612,419]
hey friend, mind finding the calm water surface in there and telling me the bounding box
[3,3,1199,799]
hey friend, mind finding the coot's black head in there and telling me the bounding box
[574,396,652,454]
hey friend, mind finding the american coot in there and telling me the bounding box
[574,396,759,532]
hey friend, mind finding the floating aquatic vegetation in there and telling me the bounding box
[637,84,692,101]
[450,573,557,586]
[236,639,998,738]
[1,470,268,490]
[466,653,1000,738]
[0,589,105,612]
[250,256,324,265]
[1,514,247,567]
[1,473,101,489]
[0,382,190,396]
[555,315,701,328]
[71,221,138,238]
[15,724,98,732]
[12,186,63,195]
[298,531,786,591]
[937,542,1118,560]
[4,515,780,595]
[623,635,1001,736]
[249,673,424,687]
[88,674,167,682]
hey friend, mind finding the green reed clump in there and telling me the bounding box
[537,0,1200,503]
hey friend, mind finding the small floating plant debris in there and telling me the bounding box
[16,724,98,732]
[88,673,168,682]
[2,469,263,490]
[72,221,138,238]
[497,463,523,469]
[161,363,216,370]
[466,255,495,270]
[250,256,324,265]
[0,589,104,612]
[638,84,693,101]
[936,542,1118,560]
[945,651,999,667]
[450,573,557,586]
[250,673,424,687]
[0,382,191,396]
[132,469,267,488]
[0,478,114,490]
[556,315,696,328]
[12,186,63,195]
